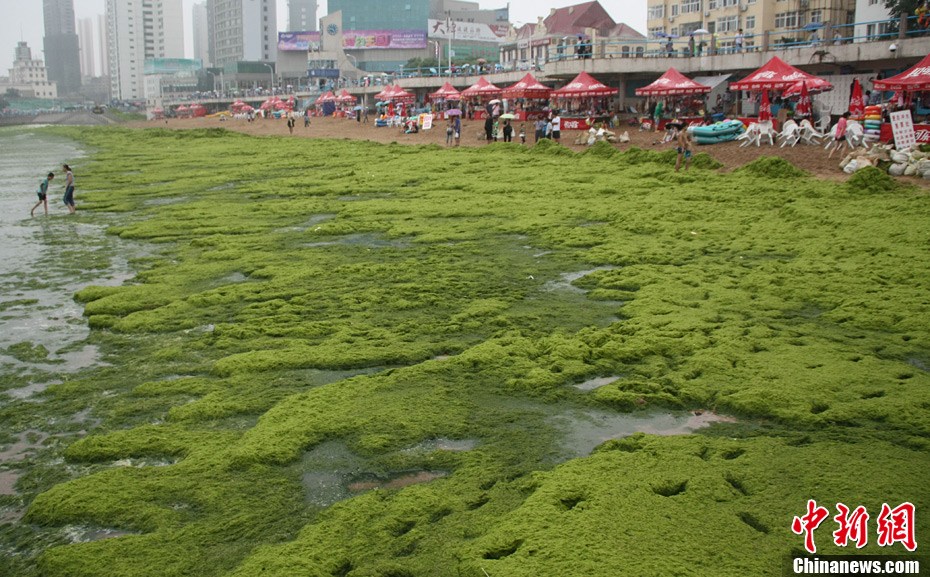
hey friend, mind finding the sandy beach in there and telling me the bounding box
[131,114,874,181]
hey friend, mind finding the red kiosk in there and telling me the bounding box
[502,73,552,121]
[635,68,710,129]
[873,54,930,143]
[551,71,618,130]
[730,56,829,130]
[428,82,462,119]
[461,78,503,119]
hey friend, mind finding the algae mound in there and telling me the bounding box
[736,156,807,178]
[846,166,901,194]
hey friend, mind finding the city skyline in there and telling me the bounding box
[1,0,648,74]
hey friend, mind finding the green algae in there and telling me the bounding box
[845,166,903,195]
[736,156,807,179]
[1,126,928,577]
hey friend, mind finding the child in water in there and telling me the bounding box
[31,172,54,217]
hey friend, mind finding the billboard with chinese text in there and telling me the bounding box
[342,30,427,50]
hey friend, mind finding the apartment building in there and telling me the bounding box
[207,0,278,68]
[107,0,184,101]
[43,0,82,94]
[646,0,855,51]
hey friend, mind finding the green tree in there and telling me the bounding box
[883,0,919,15]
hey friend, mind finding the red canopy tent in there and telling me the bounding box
[189,103,207,117]
[376,84,415,103]
[175,104,190,118]
[872,54,930,92]
[502,73,552,99]
[461,77,503,99]
[315,91,336,105]
[551,72,618,98]
[729,56,823,91]
[635,68,710,96]
[336,89,357,104]
[428,82,462,102]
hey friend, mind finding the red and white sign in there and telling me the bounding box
[889,110,916,150]
[880,123,930,144]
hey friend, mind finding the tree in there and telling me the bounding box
[883,0,919,15]
[5,88,21,98]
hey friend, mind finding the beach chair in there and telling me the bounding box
[798,119,823,145]
[757,120,777,146]
[845,121,867,149]
[778,119,801,147]
[737,123,761,147]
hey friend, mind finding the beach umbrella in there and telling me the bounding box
[849,78,865,118]
[758,90,772,122]
[795,82,812,118]
[802,22,824,31]
[499,113,516,120]
[445,108,462,116]
[782,77,833,98]
[692,28,710,35]
[488,99,501,105]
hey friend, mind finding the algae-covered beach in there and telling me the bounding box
[1,127,928,577]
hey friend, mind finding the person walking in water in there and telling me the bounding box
[31,172,54,217]
[62,164,76,214]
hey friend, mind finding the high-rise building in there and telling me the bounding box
[645,0,855,51]
[98,14,109,78]
[193,2,211,67]
[328,0,429,31]
[43,0,82,94]
[207,0,278,68]
[78,17,96,78]
[106,0,185,101]
[289,0,319,31]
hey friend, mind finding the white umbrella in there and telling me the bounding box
[693,28,710,35]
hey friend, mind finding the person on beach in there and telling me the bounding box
[484,115,494,142]
[828,112,850,159]
[446,118,454,146]
[551,112,561,141]
[453,114,461,147]
[62,164,76,214]
[674,123,693,172]
[31,172,54,217]
[519,123,526,144]
[535,118,546,142]
[502,120,513,142]
[287,115,295,134]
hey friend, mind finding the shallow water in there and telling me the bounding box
[0,129,140,383]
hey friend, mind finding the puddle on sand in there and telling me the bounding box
[543,266,618,294]
[574,375,622,391]
[554,409,737,458]
[347,470,447,492]
[143,196,189,206]
[403,438,477,453]
[289,213,337,232]
[0,469,20,495]
[64,525,138,543]
[300,440,452,507]
[304,233,411,250]
[0,430,50,463]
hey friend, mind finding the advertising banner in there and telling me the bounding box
[428,19,507,42]
[278,31,322,51]
[342,30,427,50]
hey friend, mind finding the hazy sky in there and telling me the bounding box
[1,0,647,73]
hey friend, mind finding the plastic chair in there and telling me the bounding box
[798,119,823,145]
[778,119,801,147]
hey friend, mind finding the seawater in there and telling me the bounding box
[0,128,138,384]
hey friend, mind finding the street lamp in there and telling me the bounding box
[428,40,442,76]
[262,63,275,94]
